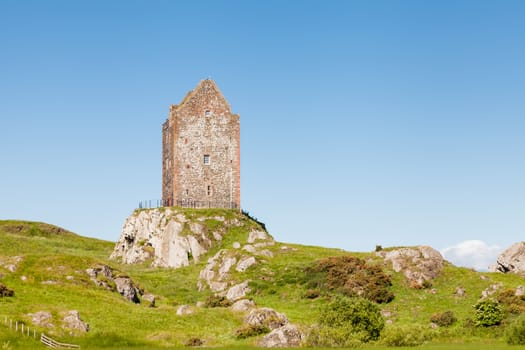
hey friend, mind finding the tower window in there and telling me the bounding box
[205,110,211,116]
[207,185,212,196]
[203,154,210,165]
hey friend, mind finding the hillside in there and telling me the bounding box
[1,212,524,349]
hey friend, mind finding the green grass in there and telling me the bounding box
[1,213,524,349]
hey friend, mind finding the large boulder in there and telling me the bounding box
[86,264,143,303]
[114,277,142,303]
[489,242,525,274]
[377,246,444,287]
[226,281,252,302]
[260,324,303,348]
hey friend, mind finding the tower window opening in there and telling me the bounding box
[207,185,212,196]
[203,154,210,165]
[205,110,211,116]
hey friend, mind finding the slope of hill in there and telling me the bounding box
[0,213,524,349]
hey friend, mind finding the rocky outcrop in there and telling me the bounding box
[231,299,256,312]
[260,324,303,348]
[489,242,525,274]
[111,208,258,268]
[29,311,54,328]
[226,281,251,301]
[377,246,444,287]
[86,265,143,303]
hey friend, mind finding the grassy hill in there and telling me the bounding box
[0,212,524,349]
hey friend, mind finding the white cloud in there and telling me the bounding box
[441,240,503,271]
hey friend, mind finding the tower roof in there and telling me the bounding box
[173,79,231,114]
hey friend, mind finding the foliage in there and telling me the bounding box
[308,295,384,346]
[497,289,525,314]
[204,295,232,308]
[381,324,433,347]
[234,324,270,339]
[430,311,457,327]
[184,337,204,347]
[304,255,394,303]
[506,314,525,345]
[0,283,14,297]
[474,299,503,327]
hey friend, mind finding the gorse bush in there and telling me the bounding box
[204,295,232,308]
[381,324,433,347]
[497,289,525,314]
[506,314,525,345]
[234,324,270,339]
[307,295,384,347]
[474,299,503,327]
[0,283,14,297]
[430,310,457,327]
[304,255,394,303]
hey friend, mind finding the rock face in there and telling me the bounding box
[489,242,525,273]
[260,324,303,348]
[111,208,248,268]
[377,246,444,287]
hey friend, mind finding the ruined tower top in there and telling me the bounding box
[162,80,240,209]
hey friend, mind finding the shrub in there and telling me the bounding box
[304,289,320,299]
[506,314,525,345]
[497,289,525,314]
[381,325,433,347]
[474,299,503,327]
[430,311,457,327]
[0,284,14,297]
[184,337,204,347]
[234,324,270,339]
[304,255,394,303]
[204,295,231,308]
[307,296,384,346]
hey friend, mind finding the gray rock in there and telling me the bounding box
[490,242,525,273]
[260,324,303,348]
[231,299,256,312]
[115,277,141,303]
[248,230,269,243]
[29,311,53,328]
[176,305,194,315]
[245,307,288,330]
[143,293,156,307]
[377,246,444,287]
[226,281,251,301]
[236,257,256,272]
[62,310,89,333]
[515,285,525,297]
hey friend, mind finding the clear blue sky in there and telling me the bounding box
[1,1,524,269]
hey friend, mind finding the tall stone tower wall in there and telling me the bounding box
[162,80,240,209]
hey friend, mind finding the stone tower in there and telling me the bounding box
[162,80,240,209]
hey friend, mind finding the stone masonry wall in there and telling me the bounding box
[162,80,240,208]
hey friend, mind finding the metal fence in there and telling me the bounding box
[138,199,238,210]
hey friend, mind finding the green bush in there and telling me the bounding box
[381,324,433,347]
[430,310,457,327]
[474,299,503,327]
[497,289,525,314]
[506,314,525,345]
[304,255,394,303]
[307,296,384,346]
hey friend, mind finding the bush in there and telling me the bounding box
[184,337,204,347]
[381,325,433,347]
[304,289,320,299]
[204,295,231,308]
[497,289,525,314]
[474,299,503,327]
[430,311,457,327]
[307,296,384,346]
[304,255,394,303]
[0,284,14,297]
[234,324,270,339]
[506,314,525,345]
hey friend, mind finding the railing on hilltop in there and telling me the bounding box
[138,199,238,210]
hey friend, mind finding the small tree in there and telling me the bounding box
[474,299,503,327]
[308,296,384,347]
